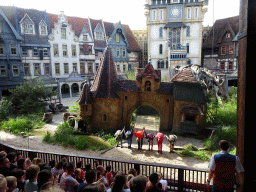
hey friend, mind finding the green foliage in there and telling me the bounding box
[0,98,14,121]
[124,68,137,80]
[195,150,210,161]
[0,117,33,135]
[184,143,198,151]
[67,102,79,113]
[6,79,56,115]
[43,131,52,143]
[180,149,195,157]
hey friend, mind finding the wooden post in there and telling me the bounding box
[178,168,184,192]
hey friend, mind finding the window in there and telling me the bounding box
[145,81,151,92]
[44,63,50,75]
[53,44,59,56]
[0,44,3,55]
[24,63,30,75]
[64,63,69,74]
[61,28,66,39]
[158,60,164,69]
[12,65,19,76]
[169,28,181,48]
[186,26,190,36]
[43,48,48,56]
[10,44,17,55]
[220,62,225,70]
[152,10,156,21]
[21,24,34,34]
[88,63,93,73]
[159,44,163,54]
[116,34,119,42]
[33,47,38,56]
[226,33,231,38]
[34,63,40,75]
[116,48,120,57]
[62,45,67,56]
[185,114,196,122]
[229,45,234,54]
[95,32,104,40]
[40,25,47,35]
[194,7,199,19]
[166,60,168,68]
[80,63,85,74]
[22,47,27,56]
[159,9,164,20]
[187,7,191,19]
[72,45,76,56]
[173,0,179,2]
[186,43,190,53]
[117,64,120,72]
[221,46,226,55]
[103,114,107,122]
[122,48,126,57]
[228,62,233,70]
[73,63,77,72]
[125,96,128,100]
[123,64,126,72]
[159,27,163,38]
[83,35,88,41]
[55,63,60,74]
[0,66,7,76]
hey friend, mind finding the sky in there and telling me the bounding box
[2,0,240,30]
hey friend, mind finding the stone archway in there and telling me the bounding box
[71,83,79,97]
[61,84,70,98]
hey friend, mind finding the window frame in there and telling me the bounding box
[61,28,67,39]
[221,46,226,55]
[0,65,7,76]
[64,63,69,74]
[12,65,19,76]
[10,44,17,55]
[34,63,41,76]
[53,44,59,57]
[62,44,68,57]
[44,63,50,75]
[0,44,4,55]
[187,7,191,19]
[24,63,30,76]
[55,63,60,75]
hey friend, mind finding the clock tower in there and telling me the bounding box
[145,0,208,80]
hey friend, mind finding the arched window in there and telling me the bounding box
[159,44,163,54]
[159,27,163,38]
[103,114,107,121]
[145,81,151,92]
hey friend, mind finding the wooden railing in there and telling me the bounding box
[0,141,212,192]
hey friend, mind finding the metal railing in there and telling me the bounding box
[0,141,212,192]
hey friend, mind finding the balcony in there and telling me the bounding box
[168,45,187,60]
[79,54,95,61]
[169,45,187,50]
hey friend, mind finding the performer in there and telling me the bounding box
[155,132,165,154]
[133,127,145,150]
[125,126,134,148]
[114,127,125,147]
[144,129,155,151]
[165,135,178,153]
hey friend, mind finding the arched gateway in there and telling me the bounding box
[78,48,207,134]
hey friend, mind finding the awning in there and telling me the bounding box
[164,22,187,28]
[179,105,203,115]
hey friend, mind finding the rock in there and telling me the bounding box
[43,112,53,123]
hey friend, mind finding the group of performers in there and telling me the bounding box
[114,126,178,154]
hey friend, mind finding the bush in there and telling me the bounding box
[0,98,14,121]
[184,143,198,151]
[43,131,52,143]
[180,149,195,157]
[1,117,33,135]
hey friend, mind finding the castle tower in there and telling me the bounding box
[144,0,208,80]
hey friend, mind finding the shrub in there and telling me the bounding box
[195,151,210,161]
[42,131,52,143]
[0,98,14,121]
[184,143,198,151]
[180,149,195,157]
[1,117,33,135]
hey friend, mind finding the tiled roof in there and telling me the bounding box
[90,47,120,98]
[77,83,92,104]
[118,80,139,92]
[179,105,203,115]
[171,69,198,84]
[203,16,239,49]
[136,63,161,81]
[157,82,174,94]
[122,24,141,52]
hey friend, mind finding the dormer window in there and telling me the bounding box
[116,34,119,42]
[94,23,104,40]
[39,20,48,36]
[20,14,35,35]
[226,33,231,38]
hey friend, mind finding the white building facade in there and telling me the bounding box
[145,0,208,80]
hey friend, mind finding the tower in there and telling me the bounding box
[144,0,208,80]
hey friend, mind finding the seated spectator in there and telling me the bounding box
[6,176,18,192]
[58,162,68,184]
[128,168,137,177]
[76,161,85,180]
[82,183,105,192]
[129,175,148,192]
[52,161,64,181]
[15,153,22,166]
[49,160,56,169]
[13,170,25,192]
[37,169,54,191]
[24,165,40,192]
[7,153,17,171]
[105,165,114,187]
[0,174,8,192]
[60,162,79,192]
[24,159,32,170]
[13,158,25,172]
[107,171,130,192]
[157,173,167,192]
[126,174,134,188]
[146,173,164,192]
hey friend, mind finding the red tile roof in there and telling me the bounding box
[136,63,161,81]
[171,69,198,83]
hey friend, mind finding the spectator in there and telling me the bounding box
[24,165,40,192]
[207,140,244,192]
[6,176,18,192]
[129,175,147,192]
[77,169,97,192]
[52,161,64,181]
[126,174,134,188]
[82,183,105,192]
[0,174,8,192]
[146,173,164,192]
[107,171,130,192]
[128,168,137,177]
[7,153,17,171]
[49,160,56,169]
[0,157,14,177]
[76,161,85,180]
[75,168,84,183]
[14,153,22,167]
[60,162,79,192]
[24,159,32,170]
[37,169,54,191]
[13,158,25,172]
[105,165,114,187]
[157,173,167,192]
[0,151,7,159]
[58,162,68,184]
[13,170,25,192]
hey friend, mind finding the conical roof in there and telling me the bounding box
[136,63,161,81]
[90,47,119,98]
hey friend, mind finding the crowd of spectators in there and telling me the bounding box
[0,151,169,192]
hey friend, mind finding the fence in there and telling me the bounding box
[0,141,212,192]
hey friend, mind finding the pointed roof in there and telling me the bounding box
[64,71,84,82]
[171,69,198,83]
[136,63,161,81]
[90,47,119,98]
[108,21,129,47]
[77,83,92,104]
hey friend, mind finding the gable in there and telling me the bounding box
[19,13,34,25]
[108,22,129,47]
[39,19,47,26]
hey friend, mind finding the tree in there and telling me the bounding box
[7,79,56,115]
